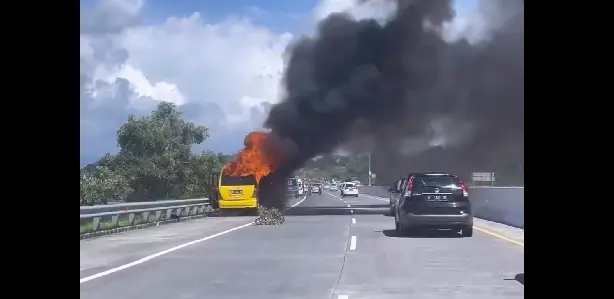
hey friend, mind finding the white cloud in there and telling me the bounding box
[119,13,292,124]
[313,0,398,24]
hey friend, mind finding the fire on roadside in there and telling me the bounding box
[223,131,280,184]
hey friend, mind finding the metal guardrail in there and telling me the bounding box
[80,198,210,234]
[80,198,209,215]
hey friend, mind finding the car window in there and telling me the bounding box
[345,183,355,188]
[221,175,257,186]
[413,176,460,188]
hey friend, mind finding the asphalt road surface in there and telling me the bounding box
[80,192,524,299]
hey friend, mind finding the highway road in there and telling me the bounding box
[80,192,524,299]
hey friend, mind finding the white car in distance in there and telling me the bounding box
[341,182,359,197]
[330,184,338,191]
[311,184,322,195]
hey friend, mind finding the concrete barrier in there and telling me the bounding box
[359,186,524,229]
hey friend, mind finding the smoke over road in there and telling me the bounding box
[259,0,524,207]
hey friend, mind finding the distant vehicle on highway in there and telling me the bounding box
[297,178,304,196]
[311,183,322,195]
[323,184,330,189]
[287,177,300,198]
[330,184,338,191]
[394,172,473,237]
[338,183,345,193]
[341,182,359,197]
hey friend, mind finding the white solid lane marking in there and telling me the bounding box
[352,218,356,224]
[338,295,349,299]
[290,195,307,208]
[349,235,357,251]
[80,222,254,284]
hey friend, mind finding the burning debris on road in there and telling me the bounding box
[254,206,286,225]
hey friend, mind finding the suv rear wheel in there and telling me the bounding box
[461,226,473,237]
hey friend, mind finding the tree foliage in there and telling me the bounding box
[300,154,370,183]
[80,166,132,205]
[80,102,226,205]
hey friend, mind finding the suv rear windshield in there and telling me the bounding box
[413,175,459,188]
[345,183,355,187]
[221,175,257,186]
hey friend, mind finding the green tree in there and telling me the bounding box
[180,150,224,198]
[114,102,209,201]
[80,166,132,205]
[80,102,249,205]
[301,154,369,183]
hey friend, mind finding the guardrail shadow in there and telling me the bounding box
[208,210,257,217]
[207,204,389,217]
[380,229,463,239]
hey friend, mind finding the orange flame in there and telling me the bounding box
[223,132,278,184]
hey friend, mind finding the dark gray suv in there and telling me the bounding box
[394,172,473,237]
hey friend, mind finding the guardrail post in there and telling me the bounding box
[128,213,135,225]
[110,215,119,227]
[184,206,190,216]
[92,217,101,232]
[142,211,150,223]
[197,205,204,214]
[166,209,173,220]
[155,210,162,221]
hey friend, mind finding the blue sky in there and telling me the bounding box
[80,0,479,166]
[142,0,476,32]
[145,0,316,29]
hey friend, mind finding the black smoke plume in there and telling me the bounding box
[258,0,524,208]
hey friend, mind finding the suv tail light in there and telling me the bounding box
[458,179,469,197]
[403,176,415,197]
[253,188,258,198]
